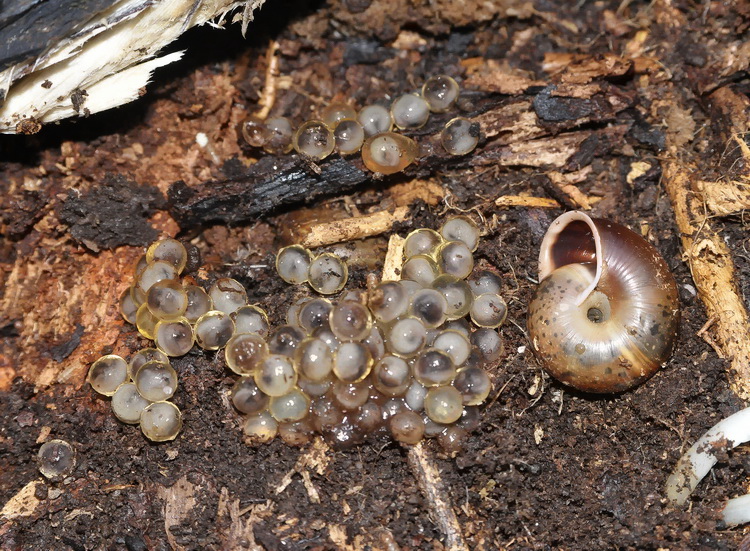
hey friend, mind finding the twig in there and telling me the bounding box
[494,196,560,209]
[300,206,410,248]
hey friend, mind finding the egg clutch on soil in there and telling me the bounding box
[88,217,506,450]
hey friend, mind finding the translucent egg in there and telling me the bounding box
[296,338,334,381]
[286,297,311,326]
[334,119,365,155]
[140,401,182,442]
[438,425,467,455]
[432,330,471,366]
[389,410,425,444]
[279,419,315,446]
[268,325,306,357]
[298,298,333,333]
[128,348,169,380]
[471,328,503,362]
[241,116,269,147]
[408,288,448,328]
[231,376,269,415]
[276,245,313,285]
[453,366,492,405]
[184,284,213,323]
[298,376,332,397]
[422,74,460,113]
[232,305,270,338]
[333,341,373,383]
[413,349,456,387]
[136,303,159,339]
[330,300,372,341]
[332,380,370,410]
[381,398,408,422]
[423,415,447,438]
[255,354,297,397]
[209,278,247,314]
[112,382,151,424]
[470,293,508,328]
[361,133,419,175]
[311,396,344,431]
[442,117,480,156]
[88,355,128,396]
[373,355,411,396]
[38,440,76,480]
[368,281,408,323]
[119,287,138,324]
[468,270,503,297]
[391,94,430,130]
[243,411,278,443]
[321,103,357,128]
[386,317,427,357]
[399,279,422,299]
[457,406,480,431]
[402,254,440,286]
[133,253,148,278]
[194,310,235,350]
[444,318,471,337]
[293,119,335,160]
[136,260,178,297]
[357,104,393,137]
[405,381,427,411]
[269,388,310,422]
[312,327,341,353]
[146,238,188,274]
[354,402,383,433]
[436,241,474,279]
[363,325,386,362]
[431,274,473,320]
[225,333,269,375]
[424,386,463,424]
[147,279,188,320]
[440,216,480,252]
[263,116,294,155]
[134,360,178,401]
[130,284,146,308]
[308,253,348,294]
[404,228,442,258]
[155,318,194,357]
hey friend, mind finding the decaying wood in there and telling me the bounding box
[493,195,560,209]
[300,206,410,248]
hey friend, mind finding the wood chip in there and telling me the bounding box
[300,206,410,248]
[494,196,560,209]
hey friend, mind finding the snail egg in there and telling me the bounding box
[453,366,491,405]
[408,288,448,328]
[357,104,393,137]
[405,380,427,411]
[269,388,310,422]
[308,253,348,294]
[286,297,311,326]
[330,300,372,341]
[387,317,427,357]
[391,94,430,130]
[263,116,294,155]
[243,411,278,443]
[276,245,313,285]
[194,310,235,350]
[423,415,447,438]
[404,228,443,258]
[231,376,269,415]
[146,238,188,274]
[402,254,440,286]
[225,333,269,375]
[311,397,344,431]
[128,348,169,380]
[373,355,411,396]
[184,284,213,323]
[444,318,471,337]
[147,279,188,321]
[432,330,471,366]
[299,376,332,397]
[232,305,270,337]
[413,348,456,387]
[88,355,128,396]
[293,119,335,160]
[209,278,247,314]
[119,287,138,324]
[431,274,473,320]
[361,132,419,175]
[241,116,270,147]
[333,341,373,383]
[130,284,146,308]
[355,402,383,433]
[312,326,341,352]
[140,401,182,442]
[389,410,425,445]
[470,293,508,328]
[381,398,408,422]
[436,241,474,280]
[471,328,503,362]
[133,253,148,278]
[155,318,194,357]
[268,325,307,357]
[279,419,315,447]
[136,260,178,297]
[468,270,503,297]
[438,425,468,455]
[321,103,357,128]
[38,440,76,480]
[298,298,333,333]
[332,380,370,410]
[136,304,159,339]
[363,325,386,362]
[255,354,298,397]
[440,216,480,252]
[441,117,480,156]
[424,386,463,424]
[296,338,334,381]
[368,281,409,323]
[422,74,460,113]
[111,383,151,424]
[334,119,365,155]
[134,360,178,401]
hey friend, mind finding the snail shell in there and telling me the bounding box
[527,211,680,393]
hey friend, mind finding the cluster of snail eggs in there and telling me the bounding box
[240,74,480,175]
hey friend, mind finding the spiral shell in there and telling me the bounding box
[527,212,680,393]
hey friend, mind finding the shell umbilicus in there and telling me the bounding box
[527,212,680,393]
